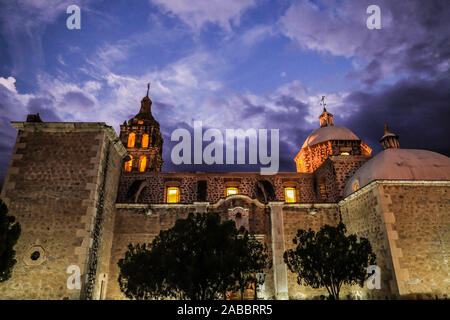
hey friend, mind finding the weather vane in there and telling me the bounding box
[320,95,326,110]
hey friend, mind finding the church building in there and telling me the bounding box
[0,89,449,300]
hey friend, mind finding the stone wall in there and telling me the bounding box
[340,180,450,300]
[280,204,341,299]
[116,172,317,204]
[339,183,398,300]
[84,138,124,300]
[107,196,275,300]
[107,204,201,299]
[328,155,370,200]
[379,181,450,299]
[0,122,126,300]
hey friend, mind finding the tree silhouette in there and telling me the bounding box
[284,222,376,300]
[118,212,269,300]
[0,199,21,282]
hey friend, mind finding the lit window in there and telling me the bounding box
[167,187,180,203]
[142,134,149,148]
[138,120,144,124]
[353,182,359,191]
[341,152,350,156]
[138,156,147,172]
[226,187,238,196]
[127,133,136,147]
[124,155,133,172]
[285,187,296,203]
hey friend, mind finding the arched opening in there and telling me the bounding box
[197,180,207,201]
[142,134,149,148]
[127,133,136,147]
[255,180,275,203]
[126,179,146,202]
[124,155,133,172]
[138,156,147,172]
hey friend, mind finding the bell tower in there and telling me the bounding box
[119,84,163,172]
[319,96,334,127]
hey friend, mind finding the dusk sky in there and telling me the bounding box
[0,0,449,185]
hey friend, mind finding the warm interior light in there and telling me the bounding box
[142,134,149,148]
[167,187,180,203]
[127,133,136,147]
[138,120,144,124]
[353,183,359,191]
[226,187,238,196]
[341,152,350,155]
[138,156,147,172]
[124,155,133,172]
[285,187,296,203]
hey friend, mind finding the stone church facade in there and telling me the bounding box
[0,91,449,300]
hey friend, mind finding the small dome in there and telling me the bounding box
[302,126,360,148]
[344,148,450,197]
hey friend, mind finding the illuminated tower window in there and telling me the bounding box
[353,182,359,192]
[127,133,136,147]
[226,187,238,196]
[142,134,149,148]
[167,187,180,203]
[284,187,296,203]
[138,156,147,172]
[124,155,133,172]
[138,120,144,124]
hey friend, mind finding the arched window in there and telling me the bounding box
[124,155,133,172]
[138,156,147,172]
[141,134,149,148]
[127,133,136,147]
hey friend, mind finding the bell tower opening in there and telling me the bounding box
[119,83,164,172]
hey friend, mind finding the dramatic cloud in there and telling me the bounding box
[0,1,449,187]
[151,0,255,31]
[280,0,450,85]
[0,76,18,93]
[0,0,93,78]
[341,77,450,157]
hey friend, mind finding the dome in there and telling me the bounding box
[344,148,450,197]
[302,125,360,149]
